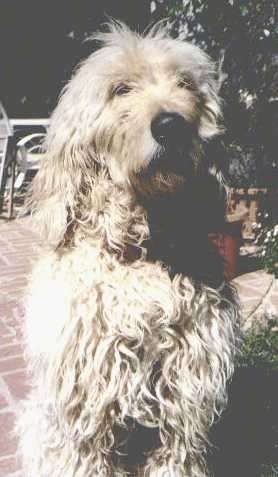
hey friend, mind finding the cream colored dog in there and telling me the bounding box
[18,22,239,476]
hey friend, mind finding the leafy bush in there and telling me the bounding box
[261,225,278,278]
[237,325,278,368]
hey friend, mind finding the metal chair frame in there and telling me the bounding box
[0,102,16,218]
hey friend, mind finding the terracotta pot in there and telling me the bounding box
[209,217,246,281]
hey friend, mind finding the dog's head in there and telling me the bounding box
[29,22,223,244]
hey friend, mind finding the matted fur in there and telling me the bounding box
[17,21,239,477]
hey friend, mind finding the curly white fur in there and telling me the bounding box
[17,21,238,477]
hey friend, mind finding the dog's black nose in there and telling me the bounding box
[151,112,191,146]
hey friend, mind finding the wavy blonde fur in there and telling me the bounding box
[18,22,238,477]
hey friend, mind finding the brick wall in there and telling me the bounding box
[229,188,277,240]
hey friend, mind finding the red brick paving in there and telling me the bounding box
[0,217,40,477]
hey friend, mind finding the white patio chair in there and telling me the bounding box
[15,132,46,190]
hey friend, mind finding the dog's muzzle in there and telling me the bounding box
[151,112,194,148]
[149,112,196,176]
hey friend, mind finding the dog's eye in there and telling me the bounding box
[112,84,132,96]
[177,76,196,91]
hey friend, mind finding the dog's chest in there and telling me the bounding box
[145,206,224,288]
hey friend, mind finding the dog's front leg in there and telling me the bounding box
[142,434,207,477]
[140,280,238,477]
[19,328,124,476]
[17,253,128,476]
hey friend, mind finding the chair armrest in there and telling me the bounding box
[17,133,45,148]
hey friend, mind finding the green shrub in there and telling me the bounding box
[261,225,278,278]
[237,326,278,369]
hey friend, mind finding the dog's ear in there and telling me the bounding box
[26,149,83,246]
[199,76,223,140]
[26,59,106,246]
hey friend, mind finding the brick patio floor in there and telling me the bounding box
[0,218,40,477]
[0,217,277,477]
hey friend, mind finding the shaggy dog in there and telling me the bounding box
[18,22,239,477]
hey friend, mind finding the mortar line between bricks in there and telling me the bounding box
[1,333,16,339]
[1,333,18,340]
[0,343,21,350]
[0,376,15,408]
[0,355,23,362]
[0,454,16,461]
[1,368,26,376]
